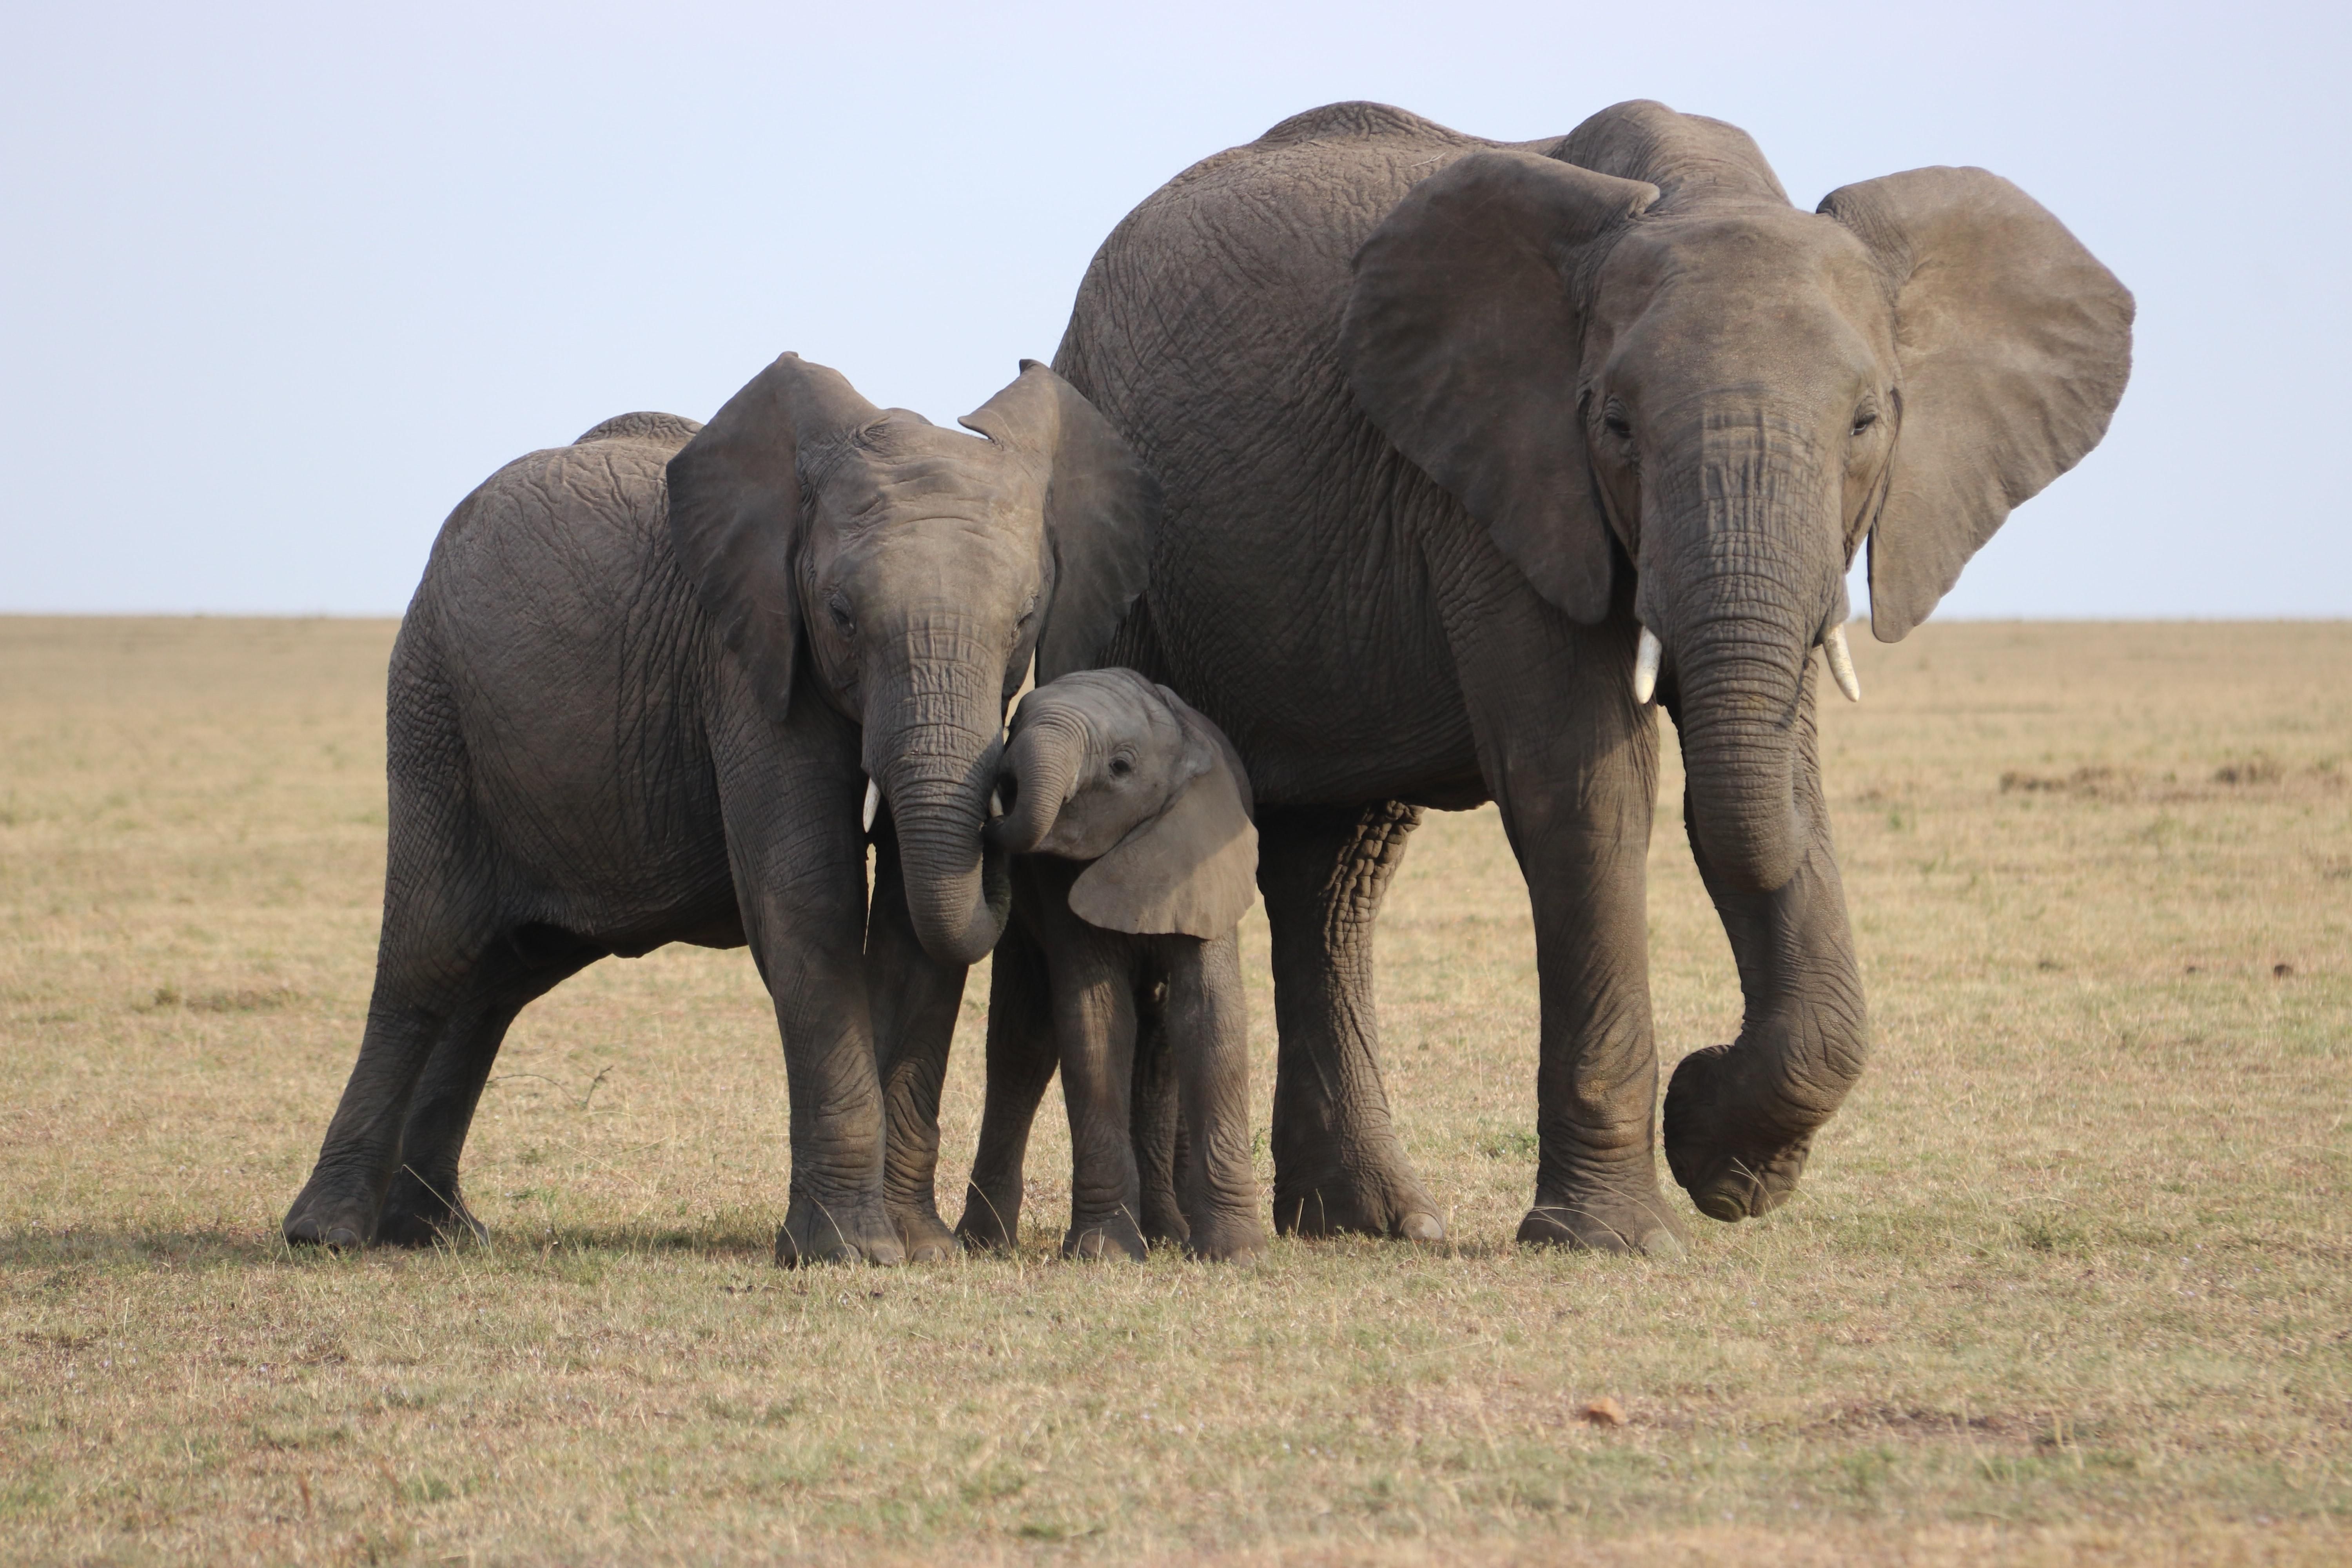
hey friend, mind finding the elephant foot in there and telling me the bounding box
[954,1182,1023,1251]
[1662,1043,1815,1221]
[889,1200,962,1264]
[282,1173,379,1253]
[1182,1209,1267,1264]
[1273,1148,1445,1242]
[1139,1189,1190,1249]
[1516,1186,1687,1257]
[1062,1211,1149,1261]
[374,1169,489,1249]
[776,1195,906,1267]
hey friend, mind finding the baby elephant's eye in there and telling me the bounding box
[1108,755,1134,780]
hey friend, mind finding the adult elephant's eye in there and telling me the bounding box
[1851,408,1878,437]
[1603,403,1633,439]
[827,593,856,638]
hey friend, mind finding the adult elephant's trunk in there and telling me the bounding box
[990,706,1085,855]
[1671,615,1807,897]
[866,666,1011,969]
[1646,430,1870,1221]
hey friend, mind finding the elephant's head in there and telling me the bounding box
[1342,100,2132,893]
[665,355,1158,965]
[991,669,1257,938]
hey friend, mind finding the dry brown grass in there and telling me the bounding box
[2,616,2347,1565]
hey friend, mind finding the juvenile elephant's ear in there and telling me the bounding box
[1820,168,2133,641]
[1069,697,1257,939]
[666,354,879,723]
[1343,151,1658,624]
[961,361,1159,682]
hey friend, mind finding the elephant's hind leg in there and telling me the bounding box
[373,927,603,1247]
[1258,801,1445,1243]
[954,926,1056,1251]
[283,904,501,1251]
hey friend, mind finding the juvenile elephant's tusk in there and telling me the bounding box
[988,789,1005,818]
[1632,626,1662,706]
[862,777,881,833]
[1822,622,1862,703]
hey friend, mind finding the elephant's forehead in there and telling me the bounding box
[1611,206,1880,303]
[827,439,1042,526]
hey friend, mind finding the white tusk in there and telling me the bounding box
[988,788,1005,818]
[1822,622,1861,703]
[1632,626,1662,705]
[861,777,881,833]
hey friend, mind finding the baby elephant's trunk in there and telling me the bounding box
[991,709,1085,855]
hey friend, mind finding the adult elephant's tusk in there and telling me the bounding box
[862,777,881,833]
[1822,623,1861,703]
[1632,626,1662,706]
[988,788,1005,818]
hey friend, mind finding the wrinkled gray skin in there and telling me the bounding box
[280,354,1156,1266]
[953,670,1266,1262]
[1040,100,2132,1250]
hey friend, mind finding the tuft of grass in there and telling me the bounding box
[1,616,2349,1564]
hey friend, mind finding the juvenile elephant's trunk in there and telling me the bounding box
[867,664,1011,969]
[991,708,1085,855]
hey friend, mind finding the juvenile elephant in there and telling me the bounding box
[953,670,1265,1263]
[281,354,1156,1265]
[1042,100,2132,1250]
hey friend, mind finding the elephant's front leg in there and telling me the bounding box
[1662,685,1867,1221]
[1049,936,1149,1261]
[1258,801,1446,1242]
[1440,572,1684,1255]
[866,818,968,1262]
[719,727,904,1267]
[1161,932,1267,1262]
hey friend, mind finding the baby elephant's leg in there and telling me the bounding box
[1129,990,1190,1248]
[1053,936,1149,1261]
[1164,932,1267,1262]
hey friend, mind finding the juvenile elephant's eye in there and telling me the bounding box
[1108,755,1134,780]
[826,593,856,638]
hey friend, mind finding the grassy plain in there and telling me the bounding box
[1,615,2347,1565]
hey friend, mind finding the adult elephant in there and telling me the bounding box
[1039,100,2131,1252]
[281,354,1155,1265]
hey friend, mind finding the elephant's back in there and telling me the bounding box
[396,424,730,921]
[1057,107,1543,801]
[1060,104,1514,432]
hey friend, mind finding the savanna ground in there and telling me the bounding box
[1,616,2346,1566]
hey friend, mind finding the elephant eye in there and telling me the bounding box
[826,592,856,638]
[1850,409,1878,437]
[1108,754,1134,780]
[1603,404,1633,440]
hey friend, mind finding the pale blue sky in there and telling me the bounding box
[3,1,2343,617]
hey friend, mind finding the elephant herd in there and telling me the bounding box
[283,99,2132,1265]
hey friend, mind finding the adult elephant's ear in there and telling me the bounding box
[1343,151,1657,624]
[1820,168,2133,641]
[667,353,879,723]
[962,361,1159,682]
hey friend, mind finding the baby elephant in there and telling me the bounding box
[958,670,1267,1262]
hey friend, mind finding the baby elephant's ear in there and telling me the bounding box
[1068,710,1257,939]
